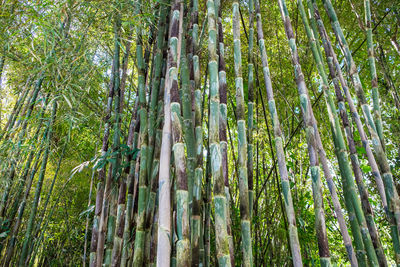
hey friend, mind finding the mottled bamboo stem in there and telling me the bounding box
[247,0,255,221]
[322,0,400,263]
[278,0,331,265]
[301,0,381,265]
[308,3,386,265]
[232,1,253,266]
[132,0,150,264]
[216,1,234,265]
[364,0,385,149]
[255,1,303,265]
[208,0,231,265]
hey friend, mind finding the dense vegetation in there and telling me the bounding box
[0,0,399,266]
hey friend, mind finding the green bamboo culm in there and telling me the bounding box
[2,98,49,267]
[104,9,122,266]
[312,1,400,263]
[364,0,385,149]
[247,0,255,221]
[144,8,168,256]
[0,75,44,219]
[232,1,253,266]
[111,42,134,267]
[322,0,400,262]
[277,0,331,265]
[132,0,149,265]
[171,9,191,265]
[308,2,387,266]
[254,0,302,265]
[207,0,231,265]
[216,1,234,264]
[18,99,57,267]
[191,0,204,265]
[299,0,379,265]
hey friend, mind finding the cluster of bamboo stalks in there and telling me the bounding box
[0,0,400,266]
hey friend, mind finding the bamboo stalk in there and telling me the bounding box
[191,0,204,265]
[308,3,387,265]
[277,0,331,265]
[364,0,385,149]
[254,1,303,265]
[216,2,234,265]
[132,0,150,264]
[232,1,253,266]
[322,0,400,263]
[300,1,382,265]
[18,99,57,266]
[208,0,231,265]
[156,1,176,265]
[247,0,255,221]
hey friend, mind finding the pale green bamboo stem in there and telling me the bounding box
[300,1,380,265]
[247,0,255,221]
[233,1,253,266]
[18,100,57,266]
[132,0,149,264]
[255,1,303,265]
[216,2,234,264]
[278,0,331,265]
[364,0,385,149]
[207,0,231,265]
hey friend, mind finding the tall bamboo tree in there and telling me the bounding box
[255,1,303,265]
[307,3,387,265]
[312,1,400,262]
[277,0,331,265]
[216,2,234,264]
[322,2,400,237]
[364,0,385,149]
[191,0,204,265]
[156,1,176,265]
[18,99,57,266]
[247,0,255,220]
[207,0,231,265]
[132,0,150,264]
[232,1,253,266]
[298,0,380,265]
[171,7,191,265]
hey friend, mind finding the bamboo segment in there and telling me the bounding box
[307,3,387,265]
[247,0,255,221]
[277,0,331,265]
[299,1,381,265]
[207,0,231,265]
[322,0,400,263]
[255,1,302,265]
[216,2,234,265]
[364,0,385,149]
[232,1,253,266]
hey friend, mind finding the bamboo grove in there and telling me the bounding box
[0,0,400,266]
